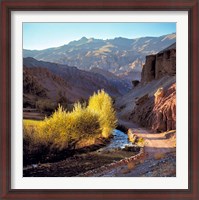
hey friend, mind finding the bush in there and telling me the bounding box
[23,90,117,160]
[23,120,48,160]
[39,104,101,150]
[87,90,117,138]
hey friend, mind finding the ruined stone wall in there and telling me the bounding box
[155,49,176,80]
[141,55,156,83]
[141,48,176,84]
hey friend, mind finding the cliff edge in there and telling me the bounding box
[116,43,176,132]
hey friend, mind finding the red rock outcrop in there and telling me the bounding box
[130,83,176,132]
[150,83,176,132]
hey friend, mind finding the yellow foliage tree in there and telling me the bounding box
[87,90,117,138]
[23,90,117,155]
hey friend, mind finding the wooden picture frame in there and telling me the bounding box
[0,0,198,199]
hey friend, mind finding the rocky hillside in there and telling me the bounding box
[116,43,176,132]
[23,67,47,97]
[23,66,73,106]
[23,33,176,79]
[23,57,130,108]
[23,67,47,108]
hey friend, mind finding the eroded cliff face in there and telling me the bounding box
[151,84,176,131]
[129,43,176,132]
[130,84,176,132]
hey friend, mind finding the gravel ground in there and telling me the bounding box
[92,151,176,177]
[84,121,176,177]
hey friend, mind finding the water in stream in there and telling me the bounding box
[102,129,134,150]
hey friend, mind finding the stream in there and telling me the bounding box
[108,129,134,148]
[23,129,140,177]
[98,129,135,151]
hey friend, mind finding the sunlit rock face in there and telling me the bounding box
[23,34,176,78]
[129,43,176,132]
[130,83,176,132]
[151,84,176,132]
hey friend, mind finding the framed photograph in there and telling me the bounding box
[1,0,198,199]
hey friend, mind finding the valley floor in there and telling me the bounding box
[23,120,176,177]
[87,120,176,177]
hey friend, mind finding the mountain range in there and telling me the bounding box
[23,33,176,80]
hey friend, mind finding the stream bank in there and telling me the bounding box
[23,129,141,177]
[86,121,176,177]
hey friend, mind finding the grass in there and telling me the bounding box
[23,90,117,164]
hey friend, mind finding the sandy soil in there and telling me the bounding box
[119,120,176,154]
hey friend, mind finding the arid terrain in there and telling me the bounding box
[23,35,176,177]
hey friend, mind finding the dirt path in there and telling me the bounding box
[89,120,176,177]
[119,120,176,155]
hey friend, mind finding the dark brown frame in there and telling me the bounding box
[1,0,198,199]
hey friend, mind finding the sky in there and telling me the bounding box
[23,22,176,50]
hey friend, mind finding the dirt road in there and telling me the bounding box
[89,120,176,177]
